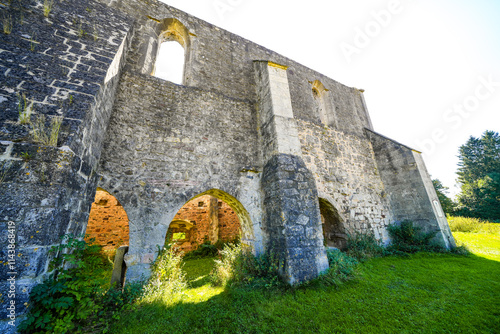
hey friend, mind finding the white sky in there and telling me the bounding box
[159,0,500,199]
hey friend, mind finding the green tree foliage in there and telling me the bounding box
[432,179,455,214]
[456,131,500,221]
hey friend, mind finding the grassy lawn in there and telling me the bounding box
[110,236,500,333]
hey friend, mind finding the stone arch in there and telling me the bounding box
[319,198,347,249]
[85,187,130,252]
[182,188,255,248]
[152,18,192,84]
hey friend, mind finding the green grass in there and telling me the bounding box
[448,216,500,234]
[454,232,500,261]
[110,236,500,334]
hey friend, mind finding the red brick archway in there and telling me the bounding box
[166,195,241,253]
[85,188,129,252]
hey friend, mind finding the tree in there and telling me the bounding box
[432,179,455,215]
[456,131,500,221]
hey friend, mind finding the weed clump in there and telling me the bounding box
[210,243,282,288]
[142,245,186,300]
[31,115,63,146]
[345,231,384,260]
[313,249,359,287]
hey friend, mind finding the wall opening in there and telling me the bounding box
[152,18,191,85]
[154,41,185,84]
[319,198,346,249]
[311,80,334,126]
[85,188,130,254]
[165,194,242,253]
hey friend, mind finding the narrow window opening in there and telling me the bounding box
[154,40,185,84]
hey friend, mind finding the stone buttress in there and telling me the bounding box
[254,61,329,284]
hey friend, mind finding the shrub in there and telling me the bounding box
[210,243,282,288]
[19,235,144,334]
[183,240,219,259]
[183,237,240,259]
[142,245,187,300]
[345,231,384,260]
[316,249,359,287]
[19,235,112,333]
[386,220,443,254]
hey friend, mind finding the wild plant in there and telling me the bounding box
[43,0,53,17]
[17,93,33,124]
[2,14,12,34]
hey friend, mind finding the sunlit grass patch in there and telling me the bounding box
[453,231,500,261]
[448,216,500,234]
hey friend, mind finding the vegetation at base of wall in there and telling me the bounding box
[108,232,500,334]
[448,216,500,233]
[313,249,359,288]
[344,231,385,260]
[385,220,443,254]
[141,245,187,302]
[18,235,144,334]
[210,243,283,288]
[345,222,469,259]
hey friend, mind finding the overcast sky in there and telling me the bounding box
[159,0,500,199]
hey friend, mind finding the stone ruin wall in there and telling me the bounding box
[0,0,133,323]
[0,0,455,329]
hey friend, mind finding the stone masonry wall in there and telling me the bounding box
[297,121,394,244]
[97,68,262,280]
[366,130,455,248]
[96,0,373,136]
[0,0,132,328]
[218,200,241,242]
[85,190,130,252]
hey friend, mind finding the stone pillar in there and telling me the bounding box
[254,61,329,284]
[208,196,219,244]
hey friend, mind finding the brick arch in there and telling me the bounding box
[184,189,255,249]
[85,188,130,252]
[319,198,347,249]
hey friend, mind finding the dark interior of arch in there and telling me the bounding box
[319,198,347,249]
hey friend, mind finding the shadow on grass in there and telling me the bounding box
[110,253,500,334]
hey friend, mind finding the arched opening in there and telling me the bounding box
[154,41,185,84]
[165,194,242,253]
[319,198,347,249]
[152,18,190,85]
[85,188,130,253]
[164,189,255,253]
[312,80,333,126]
[85,188,130,287]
